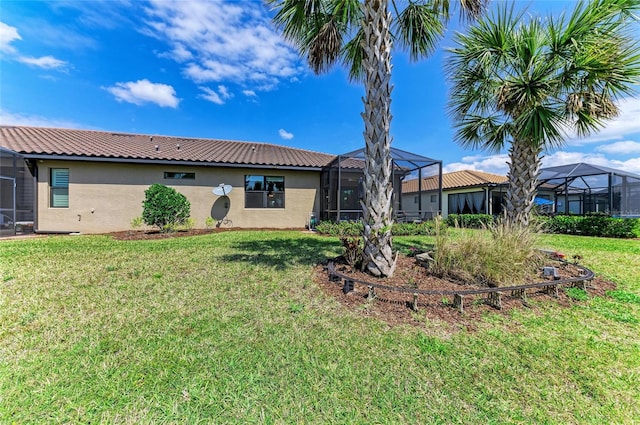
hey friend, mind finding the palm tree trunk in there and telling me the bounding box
[360,0,397,277]
[505,140,542,227]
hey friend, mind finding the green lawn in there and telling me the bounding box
[1,231,638,423]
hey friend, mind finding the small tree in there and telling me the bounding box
[447,0,640,227]
[142,184,190,232]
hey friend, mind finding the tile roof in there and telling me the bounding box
[403,170,507,193]
[0,126,336,169]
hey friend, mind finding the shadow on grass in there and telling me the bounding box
[220,233,437,270]
[220,234,342,270]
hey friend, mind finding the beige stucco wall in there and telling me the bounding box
[36,160,320,233]
[400,190,440,216]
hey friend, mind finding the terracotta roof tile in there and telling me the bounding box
[0,126,335,168]
[403,170,507,193]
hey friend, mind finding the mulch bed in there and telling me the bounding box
[313,254,616,331]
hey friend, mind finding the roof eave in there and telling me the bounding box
[22,154,325,172]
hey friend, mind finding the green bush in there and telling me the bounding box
[315,220,363,236]
[539,214,639,238]
[392,221,442,236]
[445,214,494,228]
[541,215,581,234]
[340,236,363,269]
[315,220,443,237]
[142,184,191,232]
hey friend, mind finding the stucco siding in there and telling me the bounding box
[400,191,440,215]
[36,160,320,233]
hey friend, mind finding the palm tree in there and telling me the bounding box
[447,0,640,227]
[269,0,487,277]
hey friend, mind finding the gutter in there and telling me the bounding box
[22,154,326,172]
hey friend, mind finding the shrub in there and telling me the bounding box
[445,214,494,228]
[340,236,363,269]
[538,214,639,238]
[600,217,639,238]
[130,216,144,229]
[577,213,610,236]
[142,184,191,232]
[392,220,442,236]
[432,219,543,287]
[316,219,443,237]
[315,220,362,236]
[205,216,217,229]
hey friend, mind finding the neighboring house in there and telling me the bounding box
[0,126,335,234]
[402,163,640,219]
[401,170,507,218]
[537,163,640,217]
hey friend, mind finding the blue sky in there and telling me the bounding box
[1,0,639,175]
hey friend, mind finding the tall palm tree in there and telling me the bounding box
[269,0,487,277]
[447,0,640,227]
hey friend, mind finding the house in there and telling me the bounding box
[0,126,335,234]
[402,163,640,219]
[401,170,507,218]
[0,126,442,235]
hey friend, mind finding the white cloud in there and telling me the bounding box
[541,151,640,174]
[0,21,21,54]
[143,1,302,91]
[596,140,640,155]
[106,79,180,108]
[0,108,86,128]
[217,85,232,99]
[164,43,193,62]
[1,21,71,70]
[198,85,233,105]
[199,87,224,105]
[49,0,134,30]
[243,90,257,98]
[278,128,294,140]
[17,55,68,70]
[447,150,640,177]
[444,154,509,175]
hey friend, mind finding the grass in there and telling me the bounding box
[1,230,639,423]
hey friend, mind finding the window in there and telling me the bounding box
[430,194,437,203]
[414,196,419,204]
[164,172,195,179]
[245,175,285,208]
[50,168,69,208]
[448,192,485,215]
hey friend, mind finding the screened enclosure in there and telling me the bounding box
[0,148,35,236]
[538,163,640,217]
[320,147,442,222]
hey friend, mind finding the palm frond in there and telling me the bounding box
[330,0,362,27]
[268,0,327,46]
[394,3,445,61]
[453,114,512,153]
[268,0,354,75]
[308,19,344,73]
[458,0,489,21]
[342,28,365,82]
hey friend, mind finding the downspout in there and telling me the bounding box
[438,161,443,216]
[564,177,569,214]
[337,156,342,222]
[608,173,613,215]
[418,167,422,214]
[485,185,490,215]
